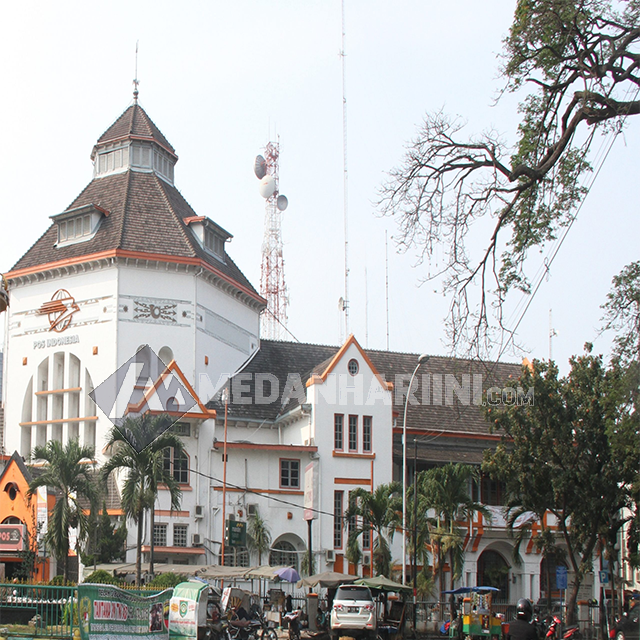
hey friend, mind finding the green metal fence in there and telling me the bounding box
[0,584,77,639]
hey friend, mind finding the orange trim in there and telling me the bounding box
[305,334,393,392]
[184,216,205,225]
[332,452,376,460]
[141,545,205,555]
[5,250,266,306]
[126,359,216,420]
[20,416,97,426]
[35,387,82,396]
[471,524,484,552]
[220,442,318,453]
[158,483,192,491]
[154,510,190,517]
[212,486,303,496]
[334,478,372,486]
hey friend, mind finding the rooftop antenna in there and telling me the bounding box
[365,265,369,348]
[133,40,140,103]
[340,0,350,340]
[255,139,289,340]
[385,231,390,351]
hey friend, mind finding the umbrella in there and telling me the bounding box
[196,565,254,579]
[354,575,413,594]
[275,567,301,583]
[297,571,356,589]
[443,586,500,594]
[245,565,288,579]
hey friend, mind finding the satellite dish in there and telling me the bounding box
[276,194,288,211]
[254,155,267,180]
[258,175,276,199]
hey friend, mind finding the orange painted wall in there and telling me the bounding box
[0,459,49,581]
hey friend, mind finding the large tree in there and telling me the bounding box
[482,350,640,623]
[102,414,184,586]
[27,439,97,582]
[379,0,640,353]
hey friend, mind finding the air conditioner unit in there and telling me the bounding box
[363,553,371,566]
[194,505,204,518]
[192,533,203,546]
[247,504,258,518]
[325,550,335,563]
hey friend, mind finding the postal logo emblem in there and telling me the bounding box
[38,289,80,332]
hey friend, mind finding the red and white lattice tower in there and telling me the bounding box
[259,141,288,340]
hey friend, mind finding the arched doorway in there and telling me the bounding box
[478,550,510,601]
[540,555,567,608]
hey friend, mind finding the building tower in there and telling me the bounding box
[256,141,289,340]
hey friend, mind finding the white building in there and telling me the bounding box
[1,98,599,605]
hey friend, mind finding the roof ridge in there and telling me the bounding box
[156,179,199,257]
[118,170,133,249]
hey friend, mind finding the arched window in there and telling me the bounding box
[270,540,298,570]
[163,448,189,484]
[477,549,510,601]
[4,483,19,501]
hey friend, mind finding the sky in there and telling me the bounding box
[0,0,638,374]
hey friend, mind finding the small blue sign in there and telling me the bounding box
[556,566,568,590]
[599,570,609,585]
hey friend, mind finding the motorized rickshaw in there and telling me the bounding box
[444,586,502,640]
[169,580,224,640]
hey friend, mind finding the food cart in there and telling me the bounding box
[444,586,502,640]
[169,581,211,640]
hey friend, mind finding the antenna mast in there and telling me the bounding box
[340,0,350,339]
[257,140,289,340]
[133,41,140,102]
[385,231,390,351]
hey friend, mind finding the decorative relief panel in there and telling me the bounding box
[119,295,191,327]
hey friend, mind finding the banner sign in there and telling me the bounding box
[77,584,172,640]
[0,524,26,552]
[303,462,318,521]
[169,582,207,639]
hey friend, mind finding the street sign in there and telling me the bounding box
[556,565,568,590]
[599,570,609,584]
[226,520,246,547]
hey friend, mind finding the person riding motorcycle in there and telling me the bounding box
[507,599,538,640]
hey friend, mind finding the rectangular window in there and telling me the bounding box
[172,422,191,437]
[481,475,504,506]
[59,221,67,242]
[334,491,343,549]
[164,448,189,484]
[280,459,300,488]
[348,415,358,451]
[334,414,344,450]
[173,524,188,547]
[153,524,167,547]
[363,523,371,550]
[363,416,372,452]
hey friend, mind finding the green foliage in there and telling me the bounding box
[345,483,402,578]
[147,572,186,588]
[482,350,640,622]
[379,0,640,352]
[84,569,122,585]
[247,513,272,566]
[102,414,184,586]
[82,504,128,566]
[27,439,97,582]
[419,464,490,597]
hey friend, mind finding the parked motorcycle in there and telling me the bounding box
[545,614,582,640]
[284,608,303,640]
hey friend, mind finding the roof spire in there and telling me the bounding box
[132,40,140,103]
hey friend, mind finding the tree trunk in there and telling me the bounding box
[567,580,580,625]
[136,507,143,586]
[149,505,155,578]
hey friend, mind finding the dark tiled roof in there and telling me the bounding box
[208,340,339,422]
[208,340,524,437]
[10,171,258,297]
[97,104,175,155]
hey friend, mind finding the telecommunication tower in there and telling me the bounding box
[254,141,289,340]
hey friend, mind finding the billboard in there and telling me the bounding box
[0,524,26,552]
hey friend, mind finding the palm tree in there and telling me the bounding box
[27,439,97,582]
[420,464,490,601]
[247,512,271,566]
[345,482,402,578]
[102,414,184,585]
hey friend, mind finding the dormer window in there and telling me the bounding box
[52,204,108,248]
[185,216,232,263]
[204,227,225,259]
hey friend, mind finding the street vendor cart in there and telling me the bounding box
[444,586,502,640]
